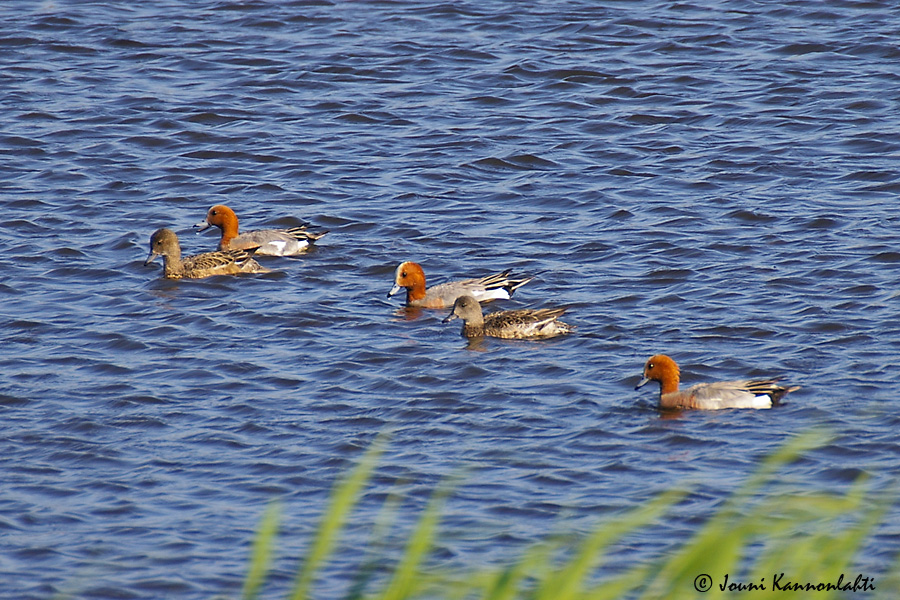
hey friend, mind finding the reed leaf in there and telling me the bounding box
[241,501,281,600]
[639,429,834,599]
[380,476,457,600]
[289,436,387,600]
[232,428,900,600]
[344,488,405,600]
[480,538,563,600]
[536,487,687,600]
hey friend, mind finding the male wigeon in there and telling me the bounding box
[443,295,573,339]
[194,204,327,256]
[635,354,799,410]
[388,261,533,309]
[144,228,269,279]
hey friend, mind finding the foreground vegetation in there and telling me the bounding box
[238,430,896,600]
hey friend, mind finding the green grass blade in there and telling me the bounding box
[735,429,833,503]
[230,426,900,600]
[478,539,563,600]
[535,487,687,600]
[241,501,281,600]
[290,436,387,600]
[344,487,405,600]
[639,429,834,599]
[583,556,658,600]
[380,476,458,600]
[803,497,888,589]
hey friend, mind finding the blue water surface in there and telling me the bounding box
[1,1,899,598]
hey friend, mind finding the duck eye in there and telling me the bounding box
[401,271,407,277]
[648,363,654,369]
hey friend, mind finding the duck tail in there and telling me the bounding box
[285,225,328,242]
[504,273,535,295]
[747,378,799,405]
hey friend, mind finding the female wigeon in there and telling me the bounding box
[635,354,799,410]
[195,204,327,256]
[443,295,573,339]
[388,261,533,309]
[144,228,269,279]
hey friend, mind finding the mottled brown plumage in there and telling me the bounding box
[443,294,573,339]
[144,228,268,279]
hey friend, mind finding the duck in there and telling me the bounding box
[194,204,327,256]
[144,228,269,279]
[443,294,573,339]
[388,261,533,309]
[634,354,799,410]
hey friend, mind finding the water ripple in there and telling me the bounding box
[2,0,900,598]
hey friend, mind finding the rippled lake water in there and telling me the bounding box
[2,1,900,598]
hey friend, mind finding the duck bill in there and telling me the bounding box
[634,376,651,391]
[442,311,459,324]
[387,283,402,298]
[144,250,158,266]
[193,219,211,232]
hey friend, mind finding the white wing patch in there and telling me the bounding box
[263,240,288,254]
[472,289,511,302]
